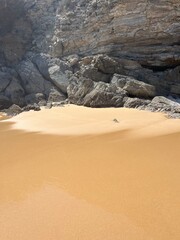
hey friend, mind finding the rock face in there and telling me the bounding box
[46,0,180,68]
[0,0,179,117]
[111,74,156,98]
[67,76,127,107]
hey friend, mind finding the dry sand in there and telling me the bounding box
[0,105,180,240]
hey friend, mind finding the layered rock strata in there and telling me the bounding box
[0,0,180,117]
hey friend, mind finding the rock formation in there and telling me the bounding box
[0,0,180,117]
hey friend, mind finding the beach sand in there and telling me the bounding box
[0,105,180,240]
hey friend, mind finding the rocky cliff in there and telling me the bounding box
[0,0,180,117]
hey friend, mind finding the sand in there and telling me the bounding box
[0,105,180,240]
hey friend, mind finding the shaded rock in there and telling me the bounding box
[80,65,111,83]
[45,102,52,109]
[22,104,41,112]
[166,66,180,95]
[5,104,22,116]
[0,0,32,66]
[48,64,72,93]
[4,77,25,107]
[0,71,11,92]
[0,95,12,110]
[84,82,126,107]
[25,93,45,105]
[17,60,53,95]
[111,74,156,99]
[93,55,120,74]
[81,56,93,66]
[67,76,127,107]
[48,89,67,103]
[67,76,94,105]
[32,53,73,94]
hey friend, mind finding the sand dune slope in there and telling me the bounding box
[0,106,180,240]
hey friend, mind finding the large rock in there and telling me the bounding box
[67,77,94,105]
[67,76,127,107]
[4,77,25,107]
[124,97,150,109]
[25,93,46,106]
[146,96,180,118]
[33,53,73,93]
[83,82,126,108]
[17,60,54,96]
[5,104,22,116]
[80,65,111,83]
[111,74,156,99]
[48,64,72,94]
[48,89,67,103]
[80,55,169,96]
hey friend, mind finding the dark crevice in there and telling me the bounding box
[141,64,179,72]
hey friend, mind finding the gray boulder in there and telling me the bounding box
[93,55,120,74]
[67,77,94,105]
[111,74,156,99]
[48,64,72,93]
[5,104,22,116]
[67,76,127,107]
[48,89,67,103]
[146,96,180,118]
[124,97,150,109]
[80,65,111,83]
[84,82,126,107]
[33,54,73,94]
[25,93,46,105]
[22,104,41,112]
[17,60,54,96]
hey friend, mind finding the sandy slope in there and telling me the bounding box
[0,106,180,240]
[6,104,180,137]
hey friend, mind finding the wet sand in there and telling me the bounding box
[0,105,180,240]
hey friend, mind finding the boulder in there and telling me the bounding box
[48,89,67,103]
[83,82,126,107]
[124,97,150,109]
[22,104,41,112]
[93,55,120,74]
[67,76,94,105]
[48,64,72,94]
[111,74,156,99]
[25,93,46,105]
[146,96,180,118]
[17,60,54,96]
[80,65,111,83]
[5,104,22,116]
[67,76,127,107]
[33,54,73,94]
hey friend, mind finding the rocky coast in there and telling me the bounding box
[1,2,180,239]
[0,0,180,117]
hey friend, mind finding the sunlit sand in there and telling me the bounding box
[6,104,180,137]
[0,105,180,240]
